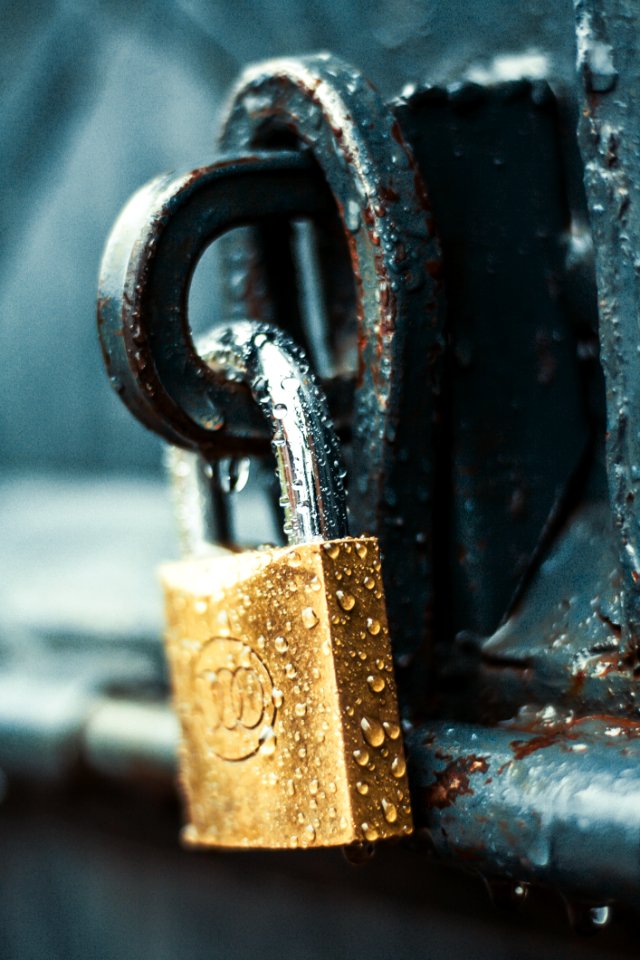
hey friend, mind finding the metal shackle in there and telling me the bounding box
[195,321,348,547]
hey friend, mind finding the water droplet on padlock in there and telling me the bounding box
[258,726,276,756]
[337,591,356,611]
[272,688,284,708]
[193,598,207,614]
[286,779,295,796]
[383,721,401,740]
[275,636,288,654]
[295,702,307,717]
[273,403,288,419]
[301,607,319,629]
[323,542,341,560]
[381,799,398,823]
[361,822,379,842]
[391,756,406,778]
[356,781,369,795]
[285,663,297,679]
[303,824,316,844]
[356,543,368,560]
[366,617,381,636]
[363,576,376,591]
[353,748,370,767]
[367,674,386,693]
[309,778,319,795]
[361,715,385,747]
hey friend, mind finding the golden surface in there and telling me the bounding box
[161,537,413,849]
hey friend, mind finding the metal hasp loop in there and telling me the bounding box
[575,0,640,652]
[197,321,348,545]
[220,53,445,676]
[97,151,332,452]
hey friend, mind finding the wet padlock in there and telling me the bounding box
[161,322,412,849]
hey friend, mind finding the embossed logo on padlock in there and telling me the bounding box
[194,638,275,761]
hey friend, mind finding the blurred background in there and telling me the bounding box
[3,2,634,958]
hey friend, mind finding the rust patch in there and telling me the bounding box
[424,754,489,810]
[510,732,562,761]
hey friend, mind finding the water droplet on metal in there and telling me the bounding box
[383,721,401,740]
[366,617,381,635]
[361,715,385,747]
[345,199,361,231]
[367,674,386,693]
[216,456,251,494]
[258,726,276,756]
[275,636,288,654]
[354,748,370,767]
[356,781,369,795]
[391,756,406,778]
[361,822,379,842]
[323,542,341,559]
[301,607,319,629]
[381,799,398,823]
[337,591,356,611]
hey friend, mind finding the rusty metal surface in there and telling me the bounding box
[409,715,640,907]
[478,503,633,717]
[574,0,640,650]
[394,80,597,645]
[97,151,333,453]
[218,52,445,694]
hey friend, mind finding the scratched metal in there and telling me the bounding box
[574,0,640,650]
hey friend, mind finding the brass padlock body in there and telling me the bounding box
[162,536,412,848]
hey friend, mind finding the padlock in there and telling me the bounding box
[161,322,413,849]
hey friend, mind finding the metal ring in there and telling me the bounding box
[97,151,332,452]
